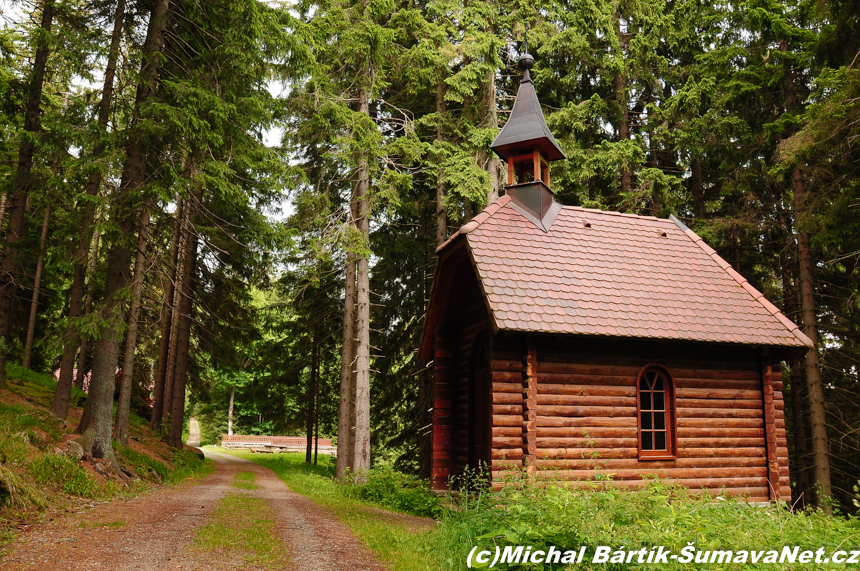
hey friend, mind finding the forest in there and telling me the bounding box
[0,0,858,515]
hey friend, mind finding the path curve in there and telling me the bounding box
[2,450,390,570]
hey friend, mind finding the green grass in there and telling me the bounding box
[192,493,288,569]
[215,449,441,571]
[232,471,258,490]
[0,363,214,544]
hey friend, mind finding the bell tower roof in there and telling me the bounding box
[489,52,566,162]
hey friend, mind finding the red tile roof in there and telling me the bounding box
[439,196,812,349]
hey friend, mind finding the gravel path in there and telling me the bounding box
[2,450,390,570]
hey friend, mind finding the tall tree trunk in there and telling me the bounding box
[161,202,189,431]
[54,0,126,416]
[0,193,7,232]
[793,167,833,512]
[114,208,151,446]
[0,0,56,387]
[74,226,101,392]
[227,386,235,436]
[149,200,183,430]
[314,357,321,466]
[436,82,447,246]
[77,0,171,462]
[790,357,811,505]
[336,253,357,478]
[351,85,372,477]
[22,204,50,369]
[690,157,705,219]
[306,335,318,463]
[168,191,200,449]
[481,70,500,204]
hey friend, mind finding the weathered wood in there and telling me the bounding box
[493,359,523,372]
[537,448,639,460]
[536,405,636,417]
[537,416,636,428]
[492,448,524,460]
[538,384,636,397]
[539,372,633,386]
[676,378,761,390]
[536,427,638,438]
[676,388,762,400]
[536,394,637,407]
[538,361,760,381]
[677,407,762,418]
[537,437,638,448]
[761,350,780,500]
[494,436,523,447]
[493,415,523,427]
[493,392,523,405]
[676,397,762,410]
[493,404,522,415]
[678,437,763,448]
[493,371,523,383]
[522,337,538,469]
[535,457,767,470]
[547,478,767,492]
[677,417,764,428]
[493,382,521,393]
[492,426,522,437]
[678,447,765,458]
[676,427,765,438]
[533,467,767,481]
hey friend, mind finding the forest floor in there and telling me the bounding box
[2,449,408,570]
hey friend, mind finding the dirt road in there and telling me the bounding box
[2,450,390,570]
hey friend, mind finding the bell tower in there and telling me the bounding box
[489,46,566,230]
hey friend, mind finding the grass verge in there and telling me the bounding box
[212,449,441,571]
[192,490,287,569]
[0,363,212,544]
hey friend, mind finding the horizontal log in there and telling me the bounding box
[677,397,762,410]
[493,415,523,427]
[537,416,637,428]
[551,479,768,494]
[538,384,636,397]
[494,392,522,405]
[677,407,762,419]
[535,457,767,470]
[536,405,636,418]
[678,448,765,458]
[675,378,761,390]
[493,359,523,373]
[676,427,765,438]
[678,437,764,448]
[493,382,522,393]
[536,427,638,439]
[676,388,762,400]
[538,362,640,376]
[537,437,638,448]
[492,427,522,437]
[493,436,523,447]
[493,404,522,415]
[532,467,767,481]
[538,361,760,381]
[536,394,637,407]
[678,417,763,428]
[493,371,523,383]
[492,449,524,460]
[537,448,639,460]
[539,373,633,386]
[492,459,523,469]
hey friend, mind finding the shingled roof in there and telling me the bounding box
[430,195,812,350]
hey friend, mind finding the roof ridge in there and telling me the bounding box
[568,206,667,222]
[680,226,814,349]
[435,195,512,253]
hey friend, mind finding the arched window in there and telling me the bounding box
[637,365,677,460]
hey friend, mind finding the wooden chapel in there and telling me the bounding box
[418,50,811,503]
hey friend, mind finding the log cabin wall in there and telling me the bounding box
[452,276,492,479]
[488,334,789,502]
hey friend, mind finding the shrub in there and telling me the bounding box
[28,454,97,498]
[346,465,441,518]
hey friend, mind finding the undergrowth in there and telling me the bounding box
[0,363,212,542]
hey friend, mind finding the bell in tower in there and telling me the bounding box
[490,45,566,230]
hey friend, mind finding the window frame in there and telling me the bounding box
[636,364,678,461]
